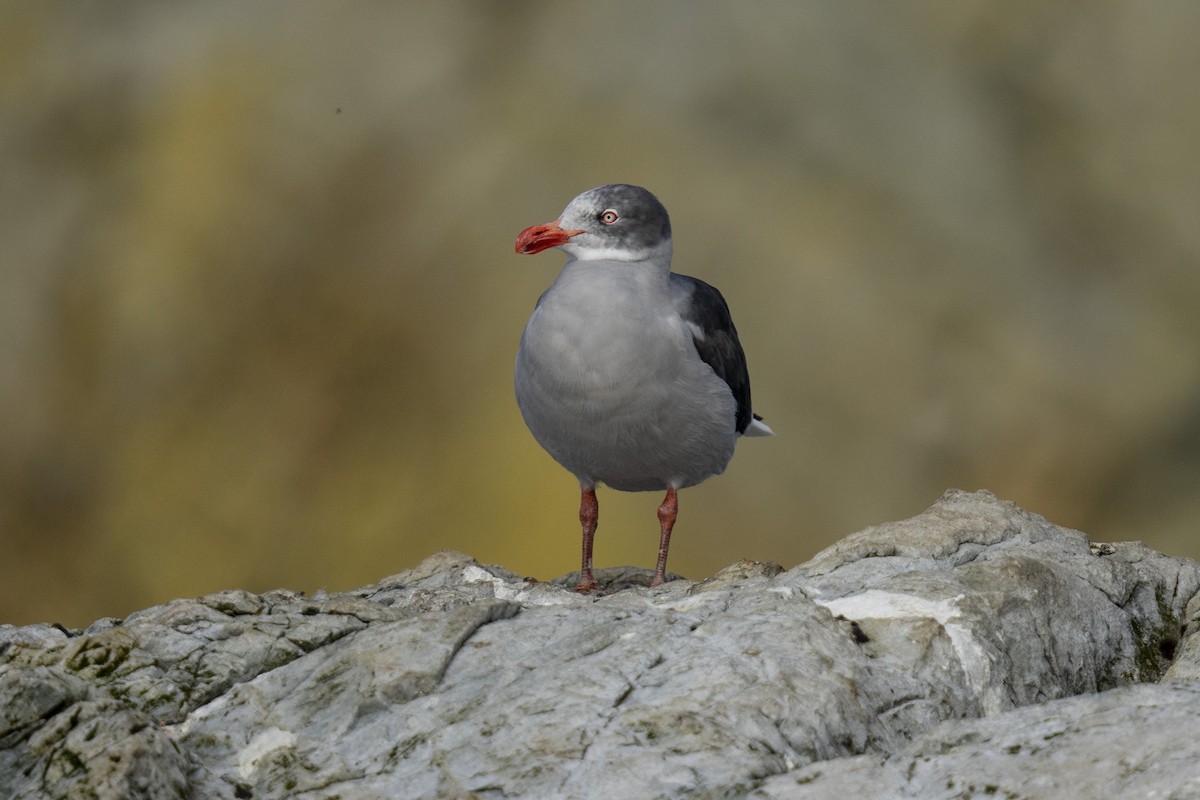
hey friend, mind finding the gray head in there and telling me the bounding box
[515,184,673,263]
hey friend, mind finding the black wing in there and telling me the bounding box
[671,273,753,434]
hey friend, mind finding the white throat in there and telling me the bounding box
[561,236,673,265]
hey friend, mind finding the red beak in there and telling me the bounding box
[515,220,585,254]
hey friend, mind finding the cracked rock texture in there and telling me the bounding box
[2,490,1199,799]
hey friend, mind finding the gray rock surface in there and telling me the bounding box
[752,682,1200,800]
[2,490,1198,799]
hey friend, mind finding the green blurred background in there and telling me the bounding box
[3,2,1198,627]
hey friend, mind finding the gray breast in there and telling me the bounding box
[515,264,738,491]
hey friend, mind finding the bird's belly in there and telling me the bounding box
[515,310,737,491]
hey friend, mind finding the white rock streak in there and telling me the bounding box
[817,590,1001,712]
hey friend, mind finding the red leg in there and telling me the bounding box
[576,487,598,593]
[651,487,678,587]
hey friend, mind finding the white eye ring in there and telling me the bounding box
[599,209,619,225]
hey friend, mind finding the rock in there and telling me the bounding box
[1163,587,1200,682]
[0,666,190,799]
[751,682,1200,799]
[2,490,1198,799]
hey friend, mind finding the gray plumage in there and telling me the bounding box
[514,184,770,494]
[513,183,770,591]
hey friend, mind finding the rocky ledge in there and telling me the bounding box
[3,490,1199,799]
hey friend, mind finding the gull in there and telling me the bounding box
[514,184,772,591]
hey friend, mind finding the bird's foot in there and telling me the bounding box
[574,578,600,594]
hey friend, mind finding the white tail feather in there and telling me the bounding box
[743,417,774,437]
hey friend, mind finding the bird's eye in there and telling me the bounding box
[599,209,619,225]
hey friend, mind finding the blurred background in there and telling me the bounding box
[3,2,1198,626]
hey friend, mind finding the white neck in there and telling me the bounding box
[561,236,673,266]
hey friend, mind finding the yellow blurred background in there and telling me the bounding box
[3,3,1198,626]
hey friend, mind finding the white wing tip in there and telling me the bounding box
[743,417,774,437]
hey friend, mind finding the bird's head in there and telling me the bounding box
[515,184,673,263]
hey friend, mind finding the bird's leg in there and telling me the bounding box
[576,486,599,593]
[651,487,678,587]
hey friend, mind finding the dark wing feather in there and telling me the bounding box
[670,273,753,434]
